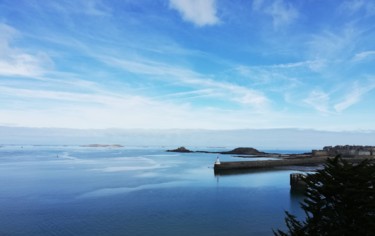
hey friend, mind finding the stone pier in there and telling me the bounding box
[214,156,374,171]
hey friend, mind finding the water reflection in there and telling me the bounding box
[214,167,306,209]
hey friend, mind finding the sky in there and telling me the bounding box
[1,0,375,131]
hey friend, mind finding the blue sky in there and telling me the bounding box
[0,0,375,130]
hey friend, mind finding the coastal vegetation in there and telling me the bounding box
[274,156,375,236]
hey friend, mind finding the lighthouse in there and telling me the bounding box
[215,156,221,165]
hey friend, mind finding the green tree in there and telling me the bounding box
[275,156,375,236]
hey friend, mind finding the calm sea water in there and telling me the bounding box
[0,146,307,235]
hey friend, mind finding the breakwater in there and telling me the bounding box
[290,173,307,193]
[214,156,375,172]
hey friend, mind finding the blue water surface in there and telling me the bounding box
[0,146,306,235]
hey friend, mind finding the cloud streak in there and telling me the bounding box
[352,50,375,62]
[100,55,269,110]
[303,90,330,114]
[340,0,375,16]
[34,0,111,16]
[252,0,299,28]
[169,0,219,26]
[0,23,52,77]
[334,80,375,112]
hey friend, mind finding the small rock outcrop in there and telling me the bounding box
[166,146,192,153]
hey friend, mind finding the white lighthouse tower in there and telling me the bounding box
[215,156,221,165]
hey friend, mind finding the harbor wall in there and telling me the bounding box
[214,156,374,171]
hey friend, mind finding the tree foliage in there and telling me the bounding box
[275,156,375,236]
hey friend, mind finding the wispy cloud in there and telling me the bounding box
[352,50,375,62]
[233,62,304,93]
[307,28,358,62]
[334,79,375,112]
[302,79,375,114]
[302,24,370,77]
[0,23,52,77]
[340,0,375,16]
[99,55,269,110]
[156,89,217,100]
[237,59,326,73]
[169,0,219,26]
[0,84,273,129]
[34,0,111,16]
[252,0,299,28]
[303,90,330,114]
[0,85,148,108]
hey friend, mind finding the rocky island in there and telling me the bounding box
[166,146,193,153]
[220,147,267,155]
[166,146,271,156]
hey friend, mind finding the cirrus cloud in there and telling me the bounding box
[252,0,299,28]
[169,0,219,26]
[0,23,52,78]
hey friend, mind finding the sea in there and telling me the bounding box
[0,146,308,236]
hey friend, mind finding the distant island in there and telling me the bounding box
[166,147,193,153]
[80,144,124,148]
[167,146,270,156]
[220,147,267,155]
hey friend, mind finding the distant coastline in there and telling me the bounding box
[166,145,375,172]
[166,146,310,158]
[80,144,124,148]
[167,145,375,158]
